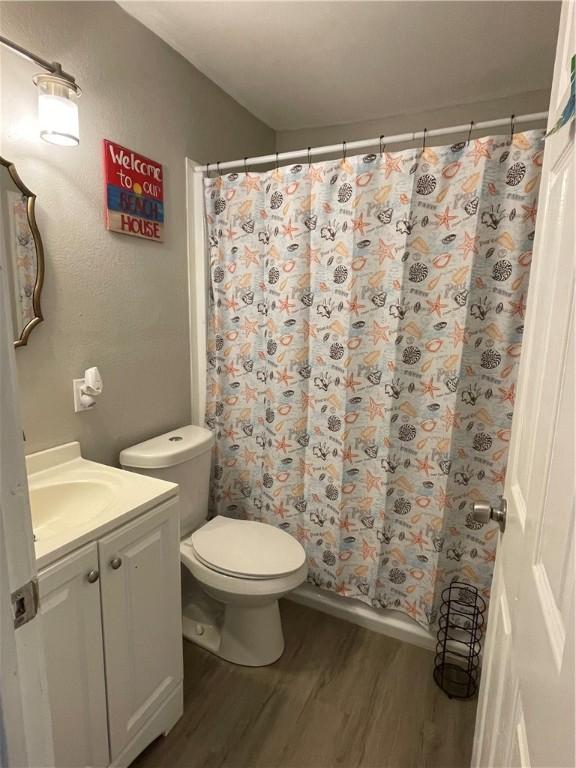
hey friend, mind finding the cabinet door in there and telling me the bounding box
[39,543,109,768]
[99,500,183,761]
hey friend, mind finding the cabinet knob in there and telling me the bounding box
[86,569,100,583]
[110,556,122,570]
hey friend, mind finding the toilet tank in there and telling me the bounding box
[119,425,215,537]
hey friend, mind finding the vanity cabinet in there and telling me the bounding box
[38,498,183,768]
[99,502,182,761]
[39,543,109,768]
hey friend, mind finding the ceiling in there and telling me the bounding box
[120,1,560,131]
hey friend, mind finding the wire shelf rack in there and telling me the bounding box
[433,580,487,699]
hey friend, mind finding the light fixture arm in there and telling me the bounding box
[0,34,79,90]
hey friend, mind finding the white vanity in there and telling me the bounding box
[27,442,183,768]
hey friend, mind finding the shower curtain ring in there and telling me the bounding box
[217,161,222,178]
[342,140,347,162]
[307,147,312,167]
[243,156,248,174]
[467,120,475,146]
[509,114,516,144]
[379,135,385,157]
[421,128,427,155]
[275,152,279,171]
[206,162,212,178]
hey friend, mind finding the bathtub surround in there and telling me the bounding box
[0,1,275,465]
[204,131,543,628]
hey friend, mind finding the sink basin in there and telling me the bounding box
[26,441,178,568]
[30,480,115,537]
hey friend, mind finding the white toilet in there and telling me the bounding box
[119,425,308,666]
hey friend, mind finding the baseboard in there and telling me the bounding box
[288,583,436,652]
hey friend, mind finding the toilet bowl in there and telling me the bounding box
[120,426,308,667]
[181,517,307,665]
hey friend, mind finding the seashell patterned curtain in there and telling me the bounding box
[204,129,544,628]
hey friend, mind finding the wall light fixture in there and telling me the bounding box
[1,35,81,146]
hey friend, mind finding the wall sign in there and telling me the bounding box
[103,139,164,241]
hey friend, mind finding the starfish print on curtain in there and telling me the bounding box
[204,130,544,628]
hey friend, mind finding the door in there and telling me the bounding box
[0,180,54,766]
[472,3,575,766]
[39,543,109,768]
[99,500,182,761]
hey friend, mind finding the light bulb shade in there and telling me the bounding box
[33,74,81,146]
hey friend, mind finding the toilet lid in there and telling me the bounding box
[190,517,306,579]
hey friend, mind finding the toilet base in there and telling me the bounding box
[182,599,285,667]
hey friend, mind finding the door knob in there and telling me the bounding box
[86,569,100,583]
[473,499,507,533]
[110,556,122,570]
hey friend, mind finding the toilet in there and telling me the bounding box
[119,425,308,666]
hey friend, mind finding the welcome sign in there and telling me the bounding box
[103,140,164,241]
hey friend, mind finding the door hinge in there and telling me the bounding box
[11,578,39,629]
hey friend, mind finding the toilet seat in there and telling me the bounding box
[180,542,308,600]
[183,516,306,580]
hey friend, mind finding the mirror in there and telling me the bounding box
[0,157,45,347]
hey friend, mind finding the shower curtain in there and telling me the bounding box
[204,129,544,628]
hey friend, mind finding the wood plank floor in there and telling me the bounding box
[133,600,476,768]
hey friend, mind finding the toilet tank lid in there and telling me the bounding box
[120,425,215,469]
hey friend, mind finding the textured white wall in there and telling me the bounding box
[0,1,551,468]
[276,90,551,153]
[0,1,275,465]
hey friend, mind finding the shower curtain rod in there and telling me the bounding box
[197,111,548,174]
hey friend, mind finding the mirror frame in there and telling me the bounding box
[0,156,45,347]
